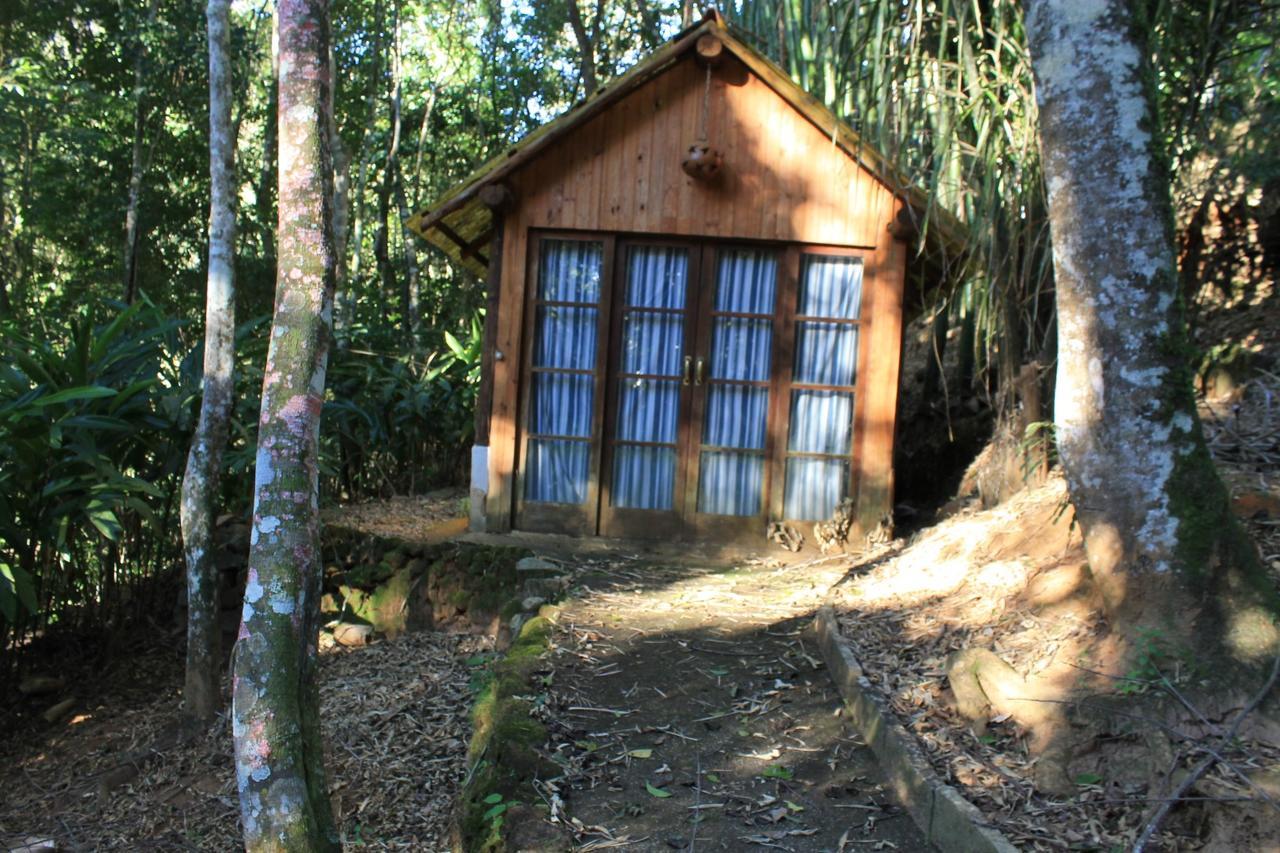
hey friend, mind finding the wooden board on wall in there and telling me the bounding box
[517,55,896,249]
[853,197,908,535]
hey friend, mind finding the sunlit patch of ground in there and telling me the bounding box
[321,488,467,546]
[500,556,930,851]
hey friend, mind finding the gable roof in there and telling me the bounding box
[407,11,965,279]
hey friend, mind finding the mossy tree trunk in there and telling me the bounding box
[180,0,237,727]
[231,0,341,848]
[1026,0,1276,657]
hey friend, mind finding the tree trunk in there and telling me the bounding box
[123,0,161,305]
[255,15,280,266]
[328,44,351,313]
[565,0,599,97]
[0,157,11,316]
[1026,0,1276,654]
[410,86,437,209]
[181,0,237,728]
[387,1,420,343]
[337,0,383,341]
[231,0,341,847]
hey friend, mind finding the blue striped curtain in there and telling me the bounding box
[714,249,776,312]
[626,247,688,308]
[785,458,850,520]
[785,255,864,521]
[525,240,602,505]
[793,321,858,385]
[798,256,862,318]
[613,445,677,510]
[696,249,777,516]
[788,390,853,455]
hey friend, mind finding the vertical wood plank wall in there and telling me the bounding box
[484,52,909,534]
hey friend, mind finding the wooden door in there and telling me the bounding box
[598,241,701,538]
[683,246,783,539]
[599,241,783,540]
[516,235,865,543]
[514,234,614,535]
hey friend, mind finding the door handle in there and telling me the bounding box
[694,357,706,386]
[682,355,693,385]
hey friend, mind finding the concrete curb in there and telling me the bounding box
[812,607,1021,853]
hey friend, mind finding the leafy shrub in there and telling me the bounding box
[0,299,191,665]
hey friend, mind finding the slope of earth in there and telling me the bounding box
[829,471,1280,852]
[505,556,931,852]
[0,618,487,851]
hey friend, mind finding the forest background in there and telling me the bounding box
[1,0,1277,671]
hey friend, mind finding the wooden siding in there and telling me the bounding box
[511,55,896,248]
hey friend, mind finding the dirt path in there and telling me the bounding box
[510,555,931,852]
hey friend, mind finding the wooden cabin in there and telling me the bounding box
[408,12,961,552]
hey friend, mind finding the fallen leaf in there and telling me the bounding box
[646,781,673,798]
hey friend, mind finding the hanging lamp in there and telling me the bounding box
[682,34,725,182]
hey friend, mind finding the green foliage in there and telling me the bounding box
[727,0,1278,400]
[0,298,190,661]
[322,312,483,497]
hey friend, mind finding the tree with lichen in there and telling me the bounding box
[1025,1,1277,659]
[231,0,341,848]
[181,0,236,728]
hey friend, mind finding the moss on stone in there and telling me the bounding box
[457,614,555,851]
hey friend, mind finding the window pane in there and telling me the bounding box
[785,457,850,521]
[524,439,589,504]
[533,306,598,369]
[794,321,858,386]
[617,379,680,443]
[625,246,688,308]
[715,249,777,313]
[538,240,602,302]
[612,445,676,510]
[621,312,684,375]
[703,384,768,449]
[799,255,863,319]
[529,373,593,437]
[697,451,764,516]
[788,390,853,455]
[710,317,771,381]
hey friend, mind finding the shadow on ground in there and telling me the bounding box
[502,556,932,852]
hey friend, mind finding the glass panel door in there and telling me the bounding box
[689,248,778,528]
[783,254,863,520]
[516,237,608,534]
[599,244,697,537]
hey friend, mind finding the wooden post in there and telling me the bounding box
[475,216,504,445]
[479,182,514,212]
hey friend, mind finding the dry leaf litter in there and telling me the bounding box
[1,628,488,851]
